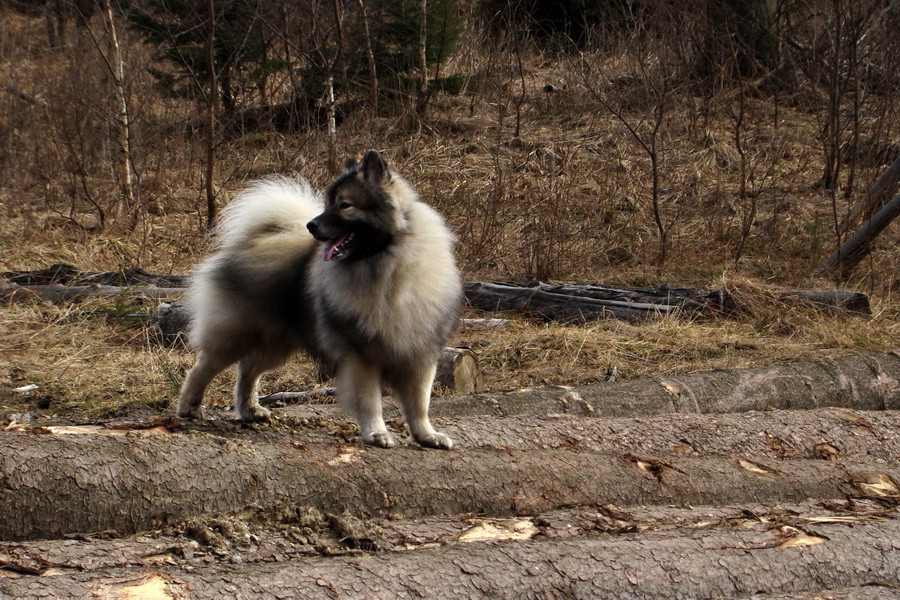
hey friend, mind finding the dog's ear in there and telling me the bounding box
[360,150,390,186]
[343,157,358,172]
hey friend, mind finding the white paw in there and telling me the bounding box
[415,431,454,450]
[177,404,205,420]
[363,431,397,448]
[238,404,272,423]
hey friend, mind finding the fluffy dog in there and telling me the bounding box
[177,150,462,449]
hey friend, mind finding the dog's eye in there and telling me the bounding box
[339,201,353,209]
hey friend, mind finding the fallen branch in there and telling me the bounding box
[818,192,900,279]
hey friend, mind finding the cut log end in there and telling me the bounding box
[436,347,484,394]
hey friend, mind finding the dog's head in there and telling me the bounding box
[307,150,407,262]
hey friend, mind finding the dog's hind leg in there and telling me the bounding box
[338,357,394,448]
[235,353,285,422]
[390,362,453,449]
[178,350,232,419]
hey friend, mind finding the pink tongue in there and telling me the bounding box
[323,234,350,261]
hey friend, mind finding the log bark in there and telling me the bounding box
[0,283,184,304]
[2,421,898,540]
[418,350,900,418]
[427,408,900,461]
[0,264,186,287]
[2,518,899,599]
[464,281,870,322]
[0,500,890,571]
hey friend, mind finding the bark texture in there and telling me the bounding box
[421,350,900,418]
[2,519,899,599]
[2,421,899,540]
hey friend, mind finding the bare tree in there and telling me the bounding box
[77,0,137,229]
[357,0,378,112]
[415,0,429,115]
[205,0,219,229]
[581,55,671,268]
[100,0,135,227]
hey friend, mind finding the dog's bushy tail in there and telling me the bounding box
[214,176,323,248]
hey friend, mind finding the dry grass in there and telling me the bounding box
[1,7,899,420]
[1,292,897,419]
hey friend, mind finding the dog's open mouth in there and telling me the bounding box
[323,233,354,261]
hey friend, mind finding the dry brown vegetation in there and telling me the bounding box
[1,1,900,419]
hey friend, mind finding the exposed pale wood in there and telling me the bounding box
[436,347,484,393]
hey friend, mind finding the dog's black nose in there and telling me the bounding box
[306,219,320,237]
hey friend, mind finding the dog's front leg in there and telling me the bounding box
[390,362,453,449]
[338,357,395,447]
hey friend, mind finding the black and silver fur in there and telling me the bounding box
[177,150,462,449]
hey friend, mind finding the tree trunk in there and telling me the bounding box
[1,266,871,320]
[101,0,135,228]
[0,283,184,304]
[4,353,900,597]
[464,281,869,322]
[435,347,483,393]
[357,0,378,112]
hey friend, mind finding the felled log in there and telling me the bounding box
[839,154,900,233]
[463,281,705,322]
[2,421,899,540]
[418,350,900,418]
[0,283,185,304]
[435,347,484,393]
[0,263,186,287]
[2,513,898,599]
[464,281,870,322]
[2,265,871,321]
